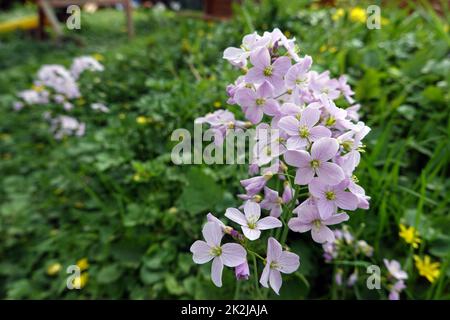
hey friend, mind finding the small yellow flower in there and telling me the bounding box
[332,8,345,21]
[93,53,104,61]
[319,45,327,53]
[381,17,390,26]
[136,116,148,125]
[47,263,62,276]
[284,30,291,38]
[213,101,222,108]
[168,207,178,214]
[349,7,367,24]
[414,255,441,283]
[76,258,89,271]
[399,224,421,248]
[73,272,89,289]
[32,84,45,92]
[132,173,141,182]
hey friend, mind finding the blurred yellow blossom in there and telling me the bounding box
[332,8,345,21]
[414,255,441,283]
[136,116,150,125]
[349,7,366,23]
[73,272,89,289]
[399,224,421,249]
[32,84,45,92]
[213,101,222,108]
[76,258,89,271]
[47,263,62,276]
[93,53,104,61]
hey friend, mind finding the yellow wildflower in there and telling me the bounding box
[133,173,141,182]
[136,116,148,125]
[213,101,222,108]
[47,263,62,276]
[284,30,291,38]
[93,53,104,61]
[332,8,345,21]
[414,255,441,283]
[32,84,45,92]
[76,258,89,271]
[399,224,421,248]
[349,7,366,24]
[73,272,89,289]
[319,45,327,53]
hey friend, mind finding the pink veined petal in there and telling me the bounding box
[278,116,300,136]
[202,222,223,247]
[190,240,214,264]
[308,178,326,198]
[294,167,315,185]
[263,99,280,116]
[309,126,331,141]
[257,216,282,230]
[245,67,264,84]
[288,217,312,232]
[272,56,292,77]
[317,199,337,219]
[316,162,345,185]
[223,47,244,60]
[211,257,224,287]
[334,191,358,211]
[225,208,247,226]
[221,243,247,267]
[299,107,320,128]
[284,66,298,89]
[259,264,271,288]
[296,204,319,222]
[323,213,350,226]
[267,237,283,262]
[311,224,335,244]
[245,106,264,124]
[241,226,261,241]
[257,81,274,98]
[269,269,282,295]
[267,75,285,94]
[286,136,307,150]
[250,47,271,69]
[270,205,282,218]
[298,55,313,72]
[278,251,300,274]
[244,201,261,221]
[284,150,311,168]
[235,88,256,108]
[311,137,339,161]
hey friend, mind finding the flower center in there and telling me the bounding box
[265,147,272,156]
[325,191,336,200]
[210,246,222,257]
[263,172,273,180]
[310,159,320,168]
[299,125,310,138]
[256,98,266,106]
[269,261,279,269]
[263,66,273,77]
[325,116,336,126]
[313,219,322,229]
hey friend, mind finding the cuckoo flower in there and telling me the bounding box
[278,107,331,150]
[308,178,358,219]
[240,163,279,196]
[260,187,284,217]
[288,204,349,243]
[190,222,247,287]
[245,47,291,93]
[384,259,408,280]
[284,137,344,185]
[389,280,406,300]
[260,237,300,294]
[235,261,250,280]
[235,81,280,124]
[225,202,282,240]
[285,56,313,90]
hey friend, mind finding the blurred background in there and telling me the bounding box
[0,0,449,299]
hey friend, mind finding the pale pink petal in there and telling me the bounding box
[190,240,214,264]
[267,237,282,261]
[211,257,224,287]
[258,81,274,98]
[269,269,282,295]
[202,222,223,247]
[335,191,358,211]
[221,243,247,267]
[299,107,320,128]
[323,213,349,226]
[272,56,292,76]
[263,99,280,116]
[317,199,336,219]
[288,217,312,232]
[257,216,282,230]
[242,226,261,241]
[245,106,264,124]
[311,137,339,161]
[244,201,261,221]
[286,136,307,150]
[235,88,256,108]
[294,167,314,185]
[311,224,335,243]
[284,150,311,168]
[278,251,300,274]
[259,264,270,288]
[225,208,247,226]
[250,47,271,69]
[308,178,326,198]
[245,67,264,84]
[279,116,300,136]
[316,162,345,185]
[309,126,331,141]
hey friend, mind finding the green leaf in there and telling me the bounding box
[97,264,122,284]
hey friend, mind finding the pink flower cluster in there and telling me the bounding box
[191,29,371,295]
[14,56,107,139]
